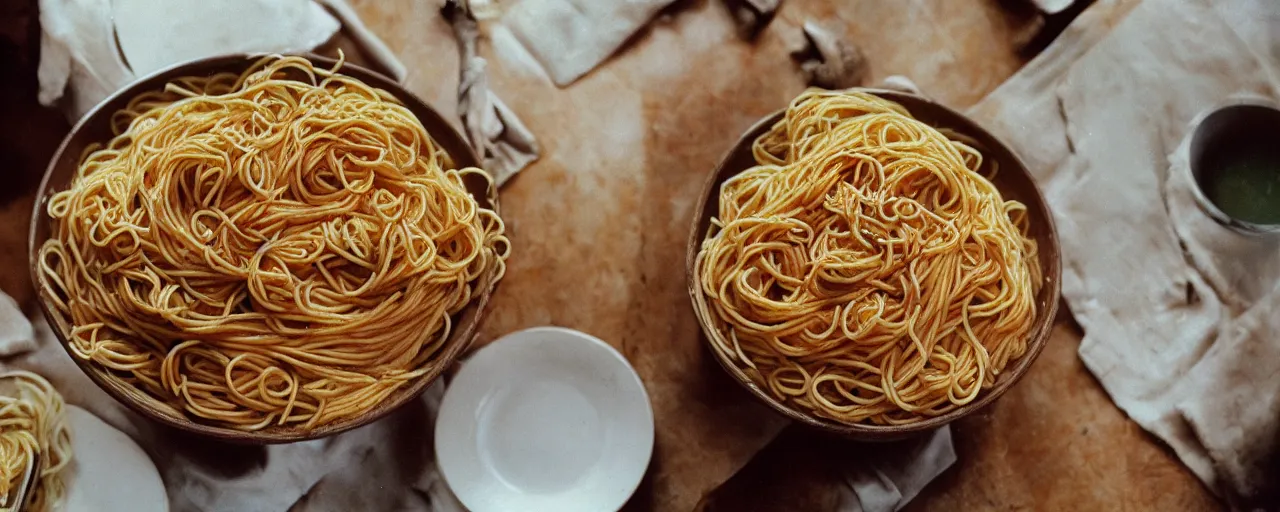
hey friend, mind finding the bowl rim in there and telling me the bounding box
[28,52,500,444]
[684,87,1062,441]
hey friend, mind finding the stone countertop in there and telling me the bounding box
[0,0,1222,509]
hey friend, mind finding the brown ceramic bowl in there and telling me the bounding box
[686,88,1061,441]
[28,54,500,444]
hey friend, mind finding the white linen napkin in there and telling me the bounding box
[969,0,1280,506]
[36,0,136,120]
[36,0,402,121]
[444,0,541,185]
[38,0,538,185]
[109,0,340,77]
[837,427,956,512]
[501,0,677,86]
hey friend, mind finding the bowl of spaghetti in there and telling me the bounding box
[688,89,1060,440]
[29,53,510,443]
[0,371,72,511]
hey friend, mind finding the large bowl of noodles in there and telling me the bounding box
[29,53,508,443]
[687,88,1061,441]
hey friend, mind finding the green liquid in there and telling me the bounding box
[1201,147,1280,225]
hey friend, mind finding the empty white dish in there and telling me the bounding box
[435,327,654,512]
[64,406,168,512]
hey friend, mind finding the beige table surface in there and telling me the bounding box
[0,0,1223,509]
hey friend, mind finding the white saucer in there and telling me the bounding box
[64,406,167,512]
[435,327,654,512]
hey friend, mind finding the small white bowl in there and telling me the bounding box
[435,327,654,512]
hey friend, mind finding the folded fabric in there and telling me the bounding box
[444,0,541,185]
[37,0,135,120]
[110,0,339,77]
[1171,278,1280,507]
[723,0,783,39]
[39,0,535,186]
[969,0,1280,506]
[791,21,868,90]
[315,0,408,82]
[1155,110,1280,507]
[37,0,404,121]
[838,427,956,512]
[502,0,676,86]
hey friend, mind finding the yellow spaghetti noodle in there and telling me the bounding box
[0,371,72,512]
[694,89,1041,426]
[38,55,509,431]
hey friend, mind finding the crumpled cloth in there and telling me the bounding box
[790,21,868,90]
[502,0,676,86]
[107,0,339,78]
[36,0,138,120]
[314,0,408,82]
[443,0,540,185]
[723,0,782,40]
[969,0,1280,506]
[36,0,403,121]
[837,427,956,512]
[38,0,535,186]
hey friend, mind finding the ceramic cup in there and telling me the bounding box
[1186,99,1280,237]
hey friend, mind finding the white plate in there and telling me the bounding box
[64,406,168,512]
[435,327,654,512]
